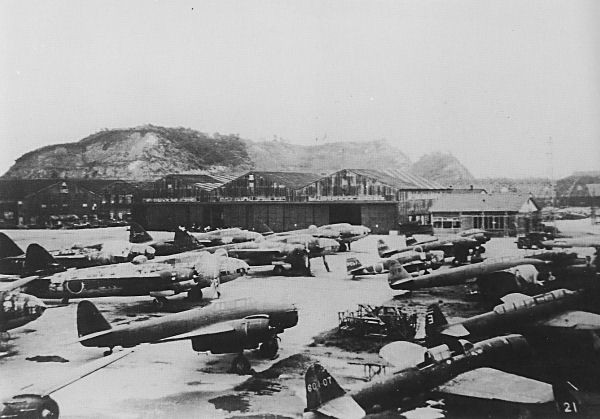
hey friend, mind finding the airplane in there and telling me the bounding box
[1,349,133,419]
[303,334,555,418]
[15,244,249,306]
[189,227,265,246]
[0,226,207,274]
[423,287,600,347]
[387,255,555,299]
[377,231,489,265]
[345,248,445,279]
[542,236,600,250]
[271,223,371,251]
[225,234,340,275]
[0,276,47,335]
[76,297,298,374]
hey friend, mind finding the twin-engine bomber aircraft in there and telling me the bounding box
[271,223,370,251]
[0,225,207,274]
[77,297,298,374]
[346,248,445,278]
[387,255,555,298]
[424,287,600,344]
[303,334,555,418]
[13,243,249,306]
[378,229,489,265]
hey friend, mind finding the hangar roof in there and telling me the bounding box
[345,168,446,190]
[430,193,540,213]
[231,171,322,190]
[0,179,145,200]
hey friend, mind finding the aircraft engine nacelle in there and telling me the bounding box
[191,316,271,354]
[1,394,60,419]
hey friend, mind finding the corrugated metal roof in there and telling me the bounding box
[346,169,446,190]
[225,171,321,190]
[193,173,240,192]
[430,193,540,213]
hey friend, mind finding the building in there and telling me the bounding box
[138,169,449,233]
[0,179,147,227]
[429,193,541,236]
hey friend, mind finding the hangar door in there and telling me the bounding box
[328,204,361,225]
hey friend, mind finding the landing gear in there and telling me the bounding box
[187,286,203,302]
[338,243,347,252]
[273,264,284,275]
[259,336,280,359]
[152,297,168,309]
[0,331,10,342]
[230,353,252,375]
[302,254,312,276]
[103,347,114,356]
[322,256,330,272]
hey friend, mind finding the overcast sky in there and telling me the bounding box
[1,0,599,178]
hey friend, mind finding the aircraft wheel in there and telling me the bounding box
[338,243,347,252]
[0,331,11,342]
[187,286,204,302]
[38,397,59,419]
[273,265,284,275]
[259,336,279,359]
[231,354,252,375]
[103,347,114,357]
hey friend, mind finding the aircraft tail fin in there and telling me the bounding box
[377,239,390,258]
[129,222,153,244]
[425,304,448,337]
[346,257,363,274]
[553,381,581,415]
[304,363,364,419]
[24,243,64,275]
[77,300,112,338]
[174,226,202,248]
[387,261,413,289]
[0,232,24,258]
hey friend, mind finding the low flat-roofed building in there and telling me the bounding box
[429,193,541,236]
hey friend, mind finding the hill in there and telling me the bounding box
[245,139,411,174]
[2,126,474,183]
[2,126,252,180]
[410,152,475,187]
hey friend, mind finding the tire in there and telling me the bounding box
[259,337,279,359]
[273,265,284,275]
[338,243,347,252]
[39,397,60,419]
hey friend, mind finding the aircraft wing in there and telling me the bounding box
[536,310,600,330]
[437,367,554,404]
[0,276,39,293]
[226,248,283,261]
[17,349,134,396]
[157,321,236,343]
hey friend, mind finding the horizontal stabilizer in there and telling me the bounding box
[316,395,365,419]
[0,275,39,293]
[379,341,426,369]
[437,367,554,404]
[538,310,600,330]
[346,257,364,275]
[440,324,470,338]
[500,293,531,304]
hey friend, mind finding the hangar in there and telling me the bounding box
[137,169,447,233]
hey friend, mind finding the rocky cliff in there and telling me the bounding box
[3,126,473,184]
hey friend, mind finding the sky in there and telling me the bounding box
[1,0,599,178]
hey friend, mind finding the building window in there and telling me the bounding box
[433,217,461,229]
